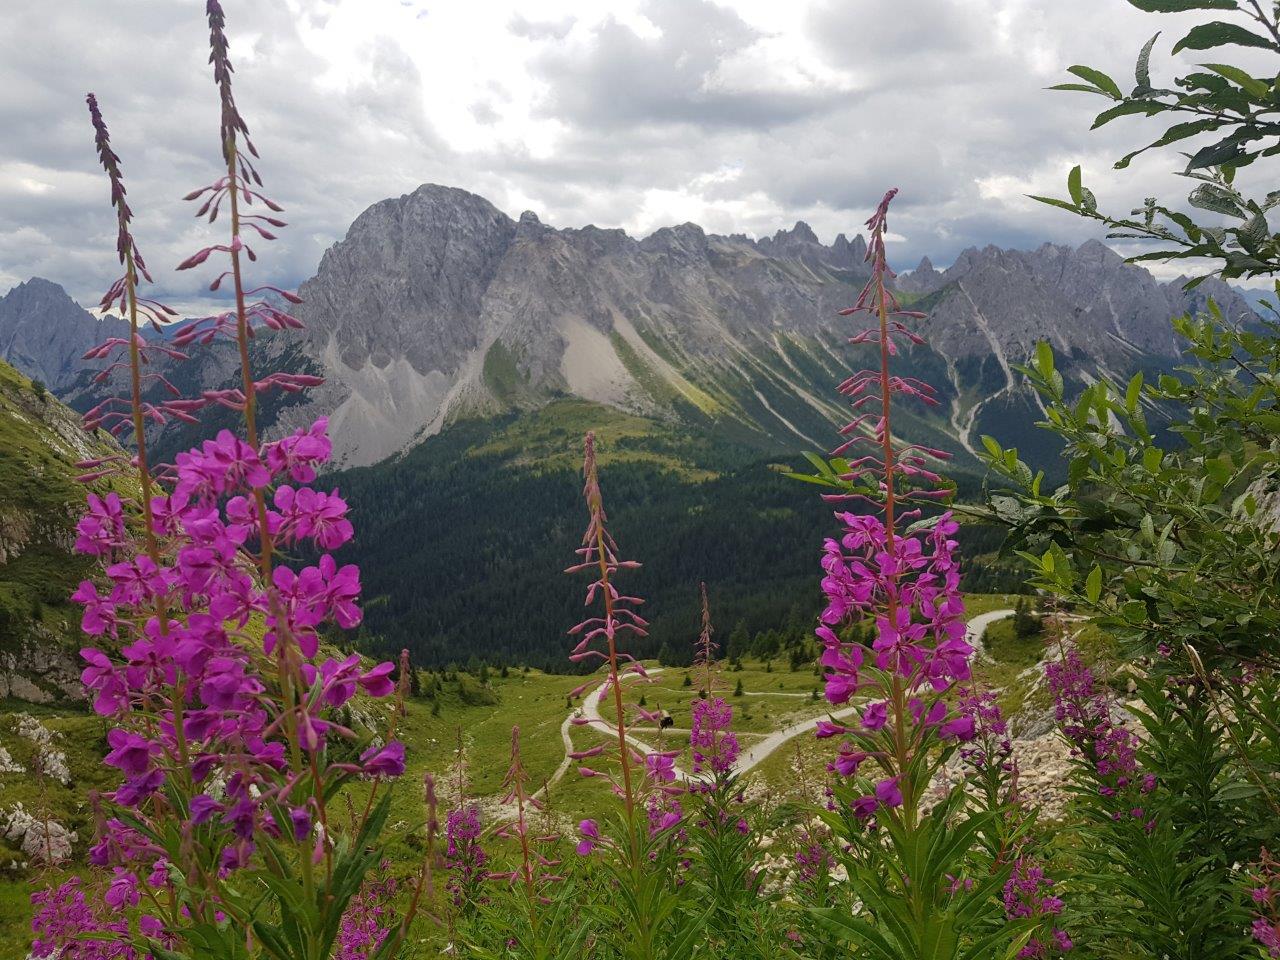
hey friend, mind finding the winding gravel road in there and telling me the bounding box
[534,608,1015,795]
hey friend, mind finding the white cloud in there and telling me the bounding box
[0,0,1259,311]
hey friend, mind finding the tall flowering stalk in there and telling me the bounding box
[563,434,702,959]
[1045,648,1153,817]
[693,582,720,696]
[565,432,649,817]
[799,190,1034,959]
[38,7,428,959]
[681,589,784,955]
[491,729,562,916]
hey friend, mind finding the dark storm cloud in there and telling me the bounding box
[0,0,448,310]
[530,0,843,130]
[0,0,1235,311]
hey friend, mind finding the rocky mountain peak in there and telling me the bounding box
[5,184,1262,471]
[0,278,125,391]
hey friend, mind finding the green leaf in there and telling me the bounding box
[1135,32,1160,90]
[1201,62,1271,99]
[1035,340,1056,379]
[809,907,900,960]
[1186,131,1254,171]
[1116,118,1223,168]
[1239,210,1270,248]
[1029,195,1081,212]
[1092,100,1161,129]
[1127,0,1239,10]
[1188,183,1245,217]
[1066,65,1124,99]
[1214,780,1262,801]
[1067,166,1084,206]
[1049,82,1113,94]
[1125,371,1143,413]
[1086,564,1103,604]
[1173,21,1275,54]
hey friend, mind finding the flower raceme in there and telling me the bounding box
[1003,857,1072,959]
[1046,646,1153,813]
[796,189,1045,960]
[806,189,981,826]
[565,432,653,814]
[444,805,489,906]
[49,6,424,956]
[689,696,740,777]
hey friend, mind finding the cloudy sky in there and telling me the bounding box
[0,0,1229,312]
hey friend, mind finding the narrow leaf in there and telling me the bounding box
[1173,21,1275,54]
[1067,65,1124,99]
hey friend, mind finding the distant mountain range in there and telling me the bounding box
[0,183,1259,472]
[0,278,126,392]
[1,186,1264,669]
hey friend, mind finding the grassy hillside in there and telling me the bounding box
[0,592,1106,957]
[0,358,133,698]
[327,397,1029,670]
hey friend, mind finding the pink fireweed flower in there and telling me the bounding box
[174,429,271,502]
[576,819,601,856]
[1003,856,1071,958]
[1046,647,1147,805]
[644,751,678,784]
[273,485,353,549]
[359,741,406,778]
[263,417,333,483]
[690,696,740,775]
[444,805,488,905]
[75,492,128,557]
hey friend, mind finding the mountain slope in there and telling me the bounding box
[3,185,1259,473]
[0,357,129,702]
[0,278,126,392]
[326,397,1021,670]
[287,185,1255,467]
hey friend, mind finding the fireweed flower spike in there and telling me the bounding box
[49,7,417,959]
[566,432,649,816]
[797,190,1034,957]
[813,188,972,820]
[693,581,720,696]
[688,585,739,779]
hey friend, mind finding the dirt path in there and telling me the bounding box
[535,608,1017,794]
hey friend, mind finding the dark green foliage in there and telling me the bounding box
[328,400,1021,670]
[1038,2,1280,283]
[1012,597,1041,640]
